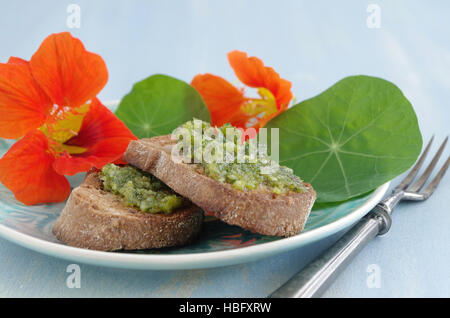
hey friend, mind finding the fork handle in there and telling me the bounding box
[268,205,391,298]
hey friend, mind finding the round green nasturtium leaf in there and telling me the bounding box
[115,74,210,138]
[266,75,423,203]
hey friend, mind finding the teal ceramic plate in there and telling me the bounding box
[0,102,390,270]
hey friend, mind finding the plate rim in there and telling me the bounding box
[0,182,390,270]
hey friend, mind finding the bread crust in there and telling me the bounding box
[52,172,204,251]
[123,136,316,237]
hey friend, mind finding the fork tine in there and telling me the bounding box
[408,136,448,192]
[420,155,450,198]
[395,135,434,191]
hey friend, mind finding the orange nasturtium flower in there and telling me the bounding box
[191,50,293,131]
[0,32,136,205]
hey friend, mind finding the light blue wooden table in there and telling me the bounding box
[0,0,449,297]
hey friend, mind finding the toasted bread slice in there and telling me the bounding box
[52,172,203,251]
[123,136,316,237]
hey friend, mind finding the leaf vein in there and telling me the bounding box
[310,151,333,183]
[280,149,331,163]
[335,151,351,195]
[281,127,331,147]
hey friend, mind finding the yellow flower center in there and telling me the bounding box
[39,104,90,155]
[241,87,277,119]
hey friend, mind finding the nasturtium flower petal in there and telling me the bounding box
[0,130,71,205]
[52,99,137,176]
[30,32,108,108]
[0,60,52,139]
[191,73,247,127]
[7,57,29,66]
[227,50,292,109]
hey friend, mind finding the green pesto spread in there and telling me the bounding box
[99,164,184,214]
[175,120,307,194]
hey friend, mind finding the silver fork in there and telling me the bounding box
[269,136,450,298]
